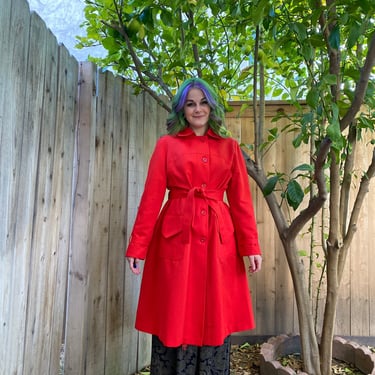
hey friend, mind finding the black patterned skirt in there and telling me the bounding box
[150,335,231,375]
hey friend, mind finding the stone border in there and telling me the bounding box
[260,334,375,375]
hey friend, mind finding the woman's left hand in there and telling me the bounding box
[248,255,262,273]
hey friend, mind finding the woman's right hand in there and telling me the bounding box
[126,257,142,275]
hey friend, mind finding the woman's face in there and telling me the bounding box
[183,88,211,135]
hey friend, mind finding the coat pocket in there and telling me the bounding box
[157,214,185,260]
[161,214,183,238]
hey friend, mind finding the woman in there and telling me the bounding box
[126,78,262,374]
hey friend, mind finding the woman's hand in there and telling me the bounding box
[248,255,262,273]
[126,257,142,275]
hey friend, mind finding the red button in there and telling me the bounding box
[202,156,208,163]
[201,209,207,215]
[200,238,206,243]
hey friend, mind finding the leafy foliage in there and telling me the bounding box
[78,0,375,210]
[77,0,266,103]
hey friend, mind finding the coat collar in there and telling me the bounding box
[176,127,222,139]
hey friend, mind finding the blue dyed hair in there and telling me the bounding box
[166,78,228,137]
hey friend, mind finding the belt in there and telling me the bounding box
[168,187,225,244]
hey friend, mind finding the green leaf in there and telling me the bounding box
[263,175,280,196]
[140,7,154,27]
[323,74,338,85]
[326,119,343,150]
[252,0,270,25]
[272,87,284,97]
[306,87,319,109]
[102,36,119,52]
[292,132,303,148]
[291,22,307,41]
[347,22,361,49]
[239,342,251,349]
[292,163,314,173]
[301,43,314,61]
[328,24,340,50]
[286,180,304,210]
[160,9,173,26]
[239,103,249,116]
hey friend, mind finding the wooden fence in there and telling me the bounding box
[0,1,165,374]
[1,0,375,374]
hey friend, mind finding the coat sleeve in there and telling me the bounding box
[226,140,261,256]
[125,136,168,259]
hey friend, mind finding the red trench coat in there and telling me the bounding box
[126,127,261,347]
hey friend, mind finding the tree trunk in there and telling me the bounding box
[319,291,339,375]
[319,243,340,375]
[283,239,321,375]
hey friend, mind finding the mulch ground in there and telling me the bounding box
[133,342,375,375]
[229,343,261,374]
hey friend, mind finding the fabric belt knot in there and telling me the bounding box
[168,187,224,244]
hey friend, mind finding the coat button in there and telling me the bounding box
[201,183,207,189]
[200,237,206,243]
[202,156,208,163]
[201,209,207,215]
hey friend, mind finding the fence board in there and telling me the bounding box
[122,83,140,375]
[137,89,161,368]
[105,72,129,375]
[349,144,371,336]
[0,0,14,371]
[350,205,370,335]
[253,206,277,335]
[22,12,58,375]
[370,199,375,336]
[125,82,147,374]
[64,63,94,375]
[47,45,78,374]
[1,0,32,373]
[85,70,114,373]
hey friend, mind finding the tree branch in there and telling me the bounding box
[342,146,375,251]
[141,38,174,97]
[327,149,341,252]
[326,0,340,101]
[187,10,202,78]
[287,137,332,240]
[142,71,174,100]
[253,26,261,168]
[339,125,356,237]
[101,19,172,112]
[340,33,375,131]
[242,150,289,240]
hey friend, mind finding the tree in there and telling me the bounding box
[78,1,375,374]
